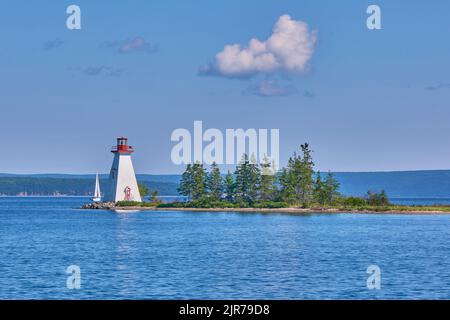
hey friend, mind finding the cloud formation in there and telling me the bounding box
[303,90,316,98]
[200,15,317,78]
[245,80,298,97]
[42,39,63,51]
[103,37,157,54]
[425,83,450,91]
[83,66,124,77]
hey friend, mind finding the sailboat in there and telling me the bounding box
[92,173,102,202]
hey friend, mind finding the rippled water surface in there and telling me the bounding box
[1,197,449,299]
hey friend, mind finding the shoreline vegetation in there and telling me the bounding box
[83,143,450,214]
[83,200,450,214]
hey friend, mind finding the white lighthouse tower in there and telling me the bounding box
[103,137,142,203]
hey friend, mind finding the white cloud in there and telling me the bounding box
[102,37,157,54]
[200,15,317,78]
[119,37,156,54]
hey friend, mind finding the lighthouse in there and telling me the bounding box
[103,137,142,202]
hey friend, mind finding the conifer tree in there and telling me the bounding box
[234,154,260,205]
[207,162,223,201]
[313,171,326,205]
[191,162,207,200]
[178,163,193,198]
[313,171,340,205]
[298,143,315,204]
[279,143,315,205]
[323,171,340,204]
[259,156,276,201]
[178,163,207,200]
[224,171,235,202]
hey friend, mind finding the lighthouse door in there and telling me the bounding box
[124,186,132,201]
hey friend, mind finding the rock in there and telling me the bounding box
[81,202,116,210]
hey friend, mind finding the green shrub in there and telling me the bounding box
[184,198,237,208]
[366,190,390,206]
[140,202,159,207]
[116,201,142,207]
[335,196,368,207]
[157,202,185,208]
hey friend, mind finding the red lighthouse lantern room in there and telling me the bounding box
[111,137,134,154]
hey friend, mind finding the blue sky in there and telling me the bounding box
[0,0,449,174]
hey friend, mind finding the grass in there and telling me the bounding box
[115,201,159,208]
[314,204,450,212]
[115,200,450,213]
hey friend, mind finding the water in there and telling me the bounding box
[391,197,450,206]
[1,197,449,300]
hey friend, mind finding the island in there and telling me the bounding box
[82,143,450,214]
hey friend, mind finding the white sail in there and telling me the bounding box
[92,173,101,201]
[95,173,101,197]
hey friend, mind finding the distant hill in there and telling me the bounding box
[0,176,178,196]
[0,170,449,197]
[333,170,450,197]
[0,173,182,183]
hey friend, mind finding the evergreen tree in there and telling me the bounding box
[313,171,340,206]
[313,171,327,205]
[279,143,315,205]
[207,162,223,201]
[248,154,261,202]
[298,143,315,204]
[259,156,276,201]
[191,162,207,200]
[178,164,193,198]
[234,154,260,205]
[278,165,295,204]
[323,172,340,204]
[224,171,235,202]
[178,163,207,200]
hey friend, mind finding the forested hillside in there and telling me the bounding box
[0,177,178,196]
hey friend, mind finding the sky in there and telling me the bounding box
[0,0,449,174]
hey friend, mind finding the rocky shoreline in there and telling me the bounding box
[81,202,116,210]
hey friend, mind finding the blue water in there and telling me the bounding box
[390,197,450,206]
[1,197,449,300]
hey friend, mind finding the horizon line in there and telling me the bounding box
[2,168,450,176]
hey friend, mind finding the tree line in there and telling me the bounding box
[177,143,350,208]
[175,143,391,208]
